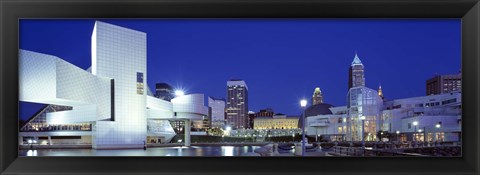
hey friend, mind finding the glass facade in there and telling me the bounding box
[347,87,383,141]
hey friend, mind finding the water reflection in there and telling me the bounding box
[19,146,264,157]
[222,146,234,156]
[26,150,37,156]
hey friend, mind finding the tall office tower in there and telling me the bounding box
[426,73,462,95]
[208,96,226,128]
[226,79,249,129]
[312,87,324,105]
[256,108,274,117]
[348,53,365,89]
[155,82,174,101]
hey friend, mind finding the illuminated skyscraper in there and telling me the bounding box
[226,79,248,129]
[348,53,365,89]
[312,87,324,105]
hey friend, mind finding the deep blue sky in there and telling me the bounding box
[19,19,461,120]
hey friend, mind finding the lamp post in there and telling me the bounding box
[396,130,400,142]
[360,116,366,149]
[413,121,418,141]
[435,122,441,143]
[292,134,295,143]
[300,99,307,157]
[423,126,427,142]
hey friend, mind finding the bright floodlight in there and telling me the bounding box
[174,90,185,97]
[436,123,441,128]
[300,99,307,107]
[226,126,232,131]
[413,121,418,126]
[418,129,422,133]
[396,130,400,134]
[27,140,32,144]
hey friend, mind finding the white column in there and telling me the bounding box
[184,119,191,146]
[48,136,52,145]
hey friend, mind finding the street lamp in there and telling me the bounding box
[300,99,307,157]
[360,116,366,149]
[292,134,295,143]
[435,122,441,142]
[396,130,400,141]
[413,121,418,141]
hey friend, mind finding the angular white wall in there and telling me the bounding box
[19,50,112,122]
[91,21,147,149]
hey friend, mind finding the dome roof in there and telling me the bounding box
[305,103,334,117]
[298,103,334,128]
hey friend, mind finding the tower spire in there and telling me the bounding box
[378,83,384,100]
[352,52,363,66]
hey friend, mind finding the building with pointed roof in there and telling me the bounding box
[378,84,385,100]
[348,53,365,89]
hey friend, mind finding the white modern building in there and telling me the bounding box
[19,21,208,149]
[382,92,461,142]
[305,106,348,141]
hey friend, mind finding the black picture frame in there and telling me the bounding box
[1,0,479,174]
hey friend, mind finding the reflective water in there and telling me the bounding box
[19,146,294,156]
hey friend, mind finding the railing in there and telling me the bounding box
[332,142,461,156]
[333,146,428,156]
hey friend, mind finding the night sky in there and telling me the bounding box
[19,19,461,121]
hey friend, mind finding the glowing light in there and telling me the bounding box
[396,130,400,134]
[436,124,441,128]
[413,121,418,126]
[226,126,231,131]
[418,129,422,133]
[300,99,307,107]
[174,90,185,97]
[359,116,366,120]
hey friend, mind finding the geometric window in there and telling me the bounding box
[137,72,144,95]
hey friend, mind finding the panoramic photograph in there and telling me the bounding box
[18,19,461,157]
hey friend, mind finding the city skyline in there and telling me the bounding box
[19,19,461,119]
[17,20,462,157]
